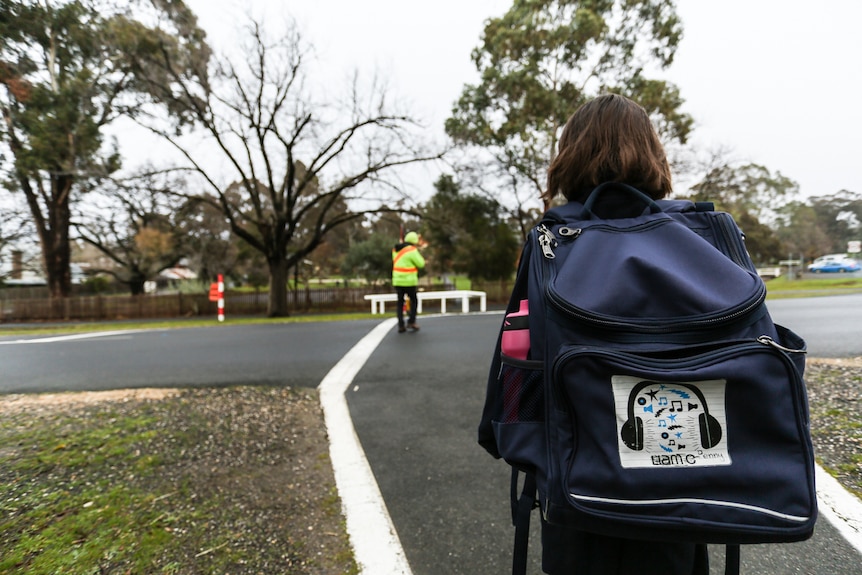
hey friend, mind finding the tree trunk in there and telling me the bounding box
[268,258,290,317]
[45,176,73,299]
[129,275,147,295]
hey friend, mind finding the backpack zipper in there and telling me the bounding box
[544,270,767,335]
[539,219,669,258]
[711,213,755,271]
[554,337,804,374]
[538,224,558,259]
[536,217,766,335]
[757,335,808,354]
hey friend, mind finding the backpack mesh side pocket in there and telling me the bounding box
[493,355,546,472]
[500,356,544,423]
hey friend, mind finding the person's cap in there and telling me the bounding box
[404,231,419,245]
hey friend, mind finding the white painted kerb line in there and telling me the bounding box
[0,330,145,344]
[318,317,412,575]
[816,464,862,554]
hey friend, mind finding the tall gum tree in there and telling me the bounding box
[140,19,441,317]
[0,0,210,297]
[446,0,693,235]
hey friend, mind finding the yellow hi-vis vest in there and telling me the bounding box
[392,244,425,287]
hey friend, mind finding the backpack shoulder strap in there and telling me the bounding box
[724,544,740,575]
[511,468,537,575]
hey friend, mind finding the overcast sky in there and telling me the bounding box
[184,0,862,200]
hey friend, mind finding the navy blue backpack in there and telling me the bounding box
[479,183,817,575]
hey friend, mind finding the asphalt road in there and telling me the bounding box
[766,293,862,357]
[2,294,862,574]
[0,319,381,393]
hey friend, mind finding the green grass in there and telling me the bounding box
[0,411,181,573]
[0,388,358,575]
[765,275,862,298]
[452,276,472,290]
[806,363,862,500]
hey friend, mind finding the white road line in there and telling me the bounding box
[0,330,145,344]
[816,464,862,554]
[318,317,413,575]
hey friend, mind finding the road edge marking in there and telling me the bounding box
[318,317,412,575]
[0,330,146,344]
[815,464,862,554]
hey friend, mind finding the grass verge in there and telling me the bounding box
[765,275,862,298]
[0,387,358,575]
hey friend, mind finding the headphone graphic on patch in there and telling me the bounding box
[620,380,722,451]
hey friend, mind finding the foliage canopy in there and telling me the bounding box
[446,0,693,229]
[422,174,520,282]
[0,0,209,296]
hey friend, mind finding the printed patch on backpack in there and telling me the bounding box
[612,375,731,469]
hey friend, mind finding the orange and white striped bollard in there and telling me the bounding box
[217,274,225,322]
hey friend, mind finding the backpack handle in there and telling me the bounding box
[582,182,663,218]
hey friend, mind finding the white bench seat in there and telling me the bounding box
[363,290,487,315]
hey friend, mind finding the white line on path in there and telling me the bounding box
[318,317,413,575]
[816,464,862,555]
[0,330,145,344]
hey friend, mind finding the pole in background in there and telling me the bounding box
[217,274,225,322]
[209,275,225,322]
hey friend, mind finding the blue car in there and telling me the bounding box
[807,254,861,273]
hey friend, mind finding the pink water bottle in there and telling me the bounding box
[501,299,530,360]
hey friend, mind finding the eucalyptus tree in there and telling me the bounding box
[774,201,835,262]
[340,234,394,287]
[803,190,862,257]
[686,160,800,265]
[0,0,210,297]
[422,174,520,282]
[446,0,693,234]
[138,19,441,316]
[688,162,800,227]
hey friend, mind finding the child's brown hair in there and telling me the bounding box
[545,94,672,206]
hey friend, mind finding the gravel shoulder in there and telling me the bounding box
[805,358,862,499]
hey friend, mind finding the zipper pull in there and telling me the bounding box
[757,335,807,354]
[538,224,558,259]
[558,226,582,239]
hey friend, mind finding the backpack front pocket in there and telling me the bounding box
[546,339,816,544]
